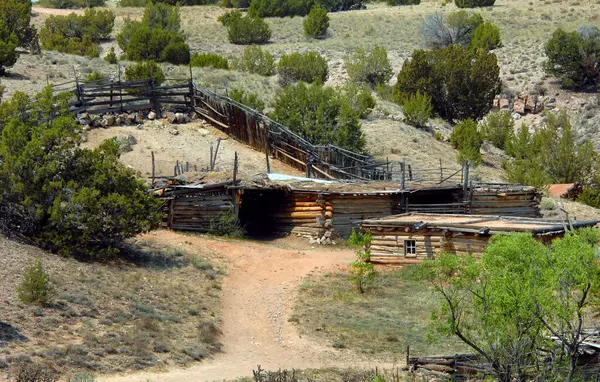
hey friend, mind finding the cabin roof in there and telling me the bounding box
[363,213,599,235]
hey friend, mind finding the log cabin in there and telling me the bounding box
[362,213,599,264]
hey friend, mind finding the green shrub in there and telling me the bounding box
[248,0,363,17]
[85,71,105,84]
[37,0,106,8]
[0,87,162,258]
[0,0,39,54]
[347,228,372,247]
[190,52,229,69]
[450,119,483,165]
[208,209,246,238]
[455,0,495,7]
[18,258,55,306]
[387,0,419,5]
[349,246,376,294]
[345,46,393,88]
[0,21,18,75]
[229,88,265,112]
[218,10,242,26]
[226,15,271,45]
[401,91,432,128]
[117,3,190,64]
[277,51,328,85]
[124,61,165,85]
[343,82,375,118]
[479,110,513,150]
[394,45,500,122]
[271,82,366,152]
[104,46,118,64]
[303,5,329,39]
[545,26,600,90]
[469,20,502,50]
[15,361,59,382]
[68,373,97,382]
[221,0,251,7]
[39,9,114,57]
[234,45,275,76]
[119,0,148,5]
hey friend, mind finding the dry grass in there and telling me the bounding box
[0,231,223,378]
[293,267,468,361]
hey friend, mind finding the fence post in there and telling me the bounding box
[440,158,443,183]
[151,151,155,185]
[408,164,413,181]
[118,64,123,113]
[463,161,470,202]
[400,161,406,190]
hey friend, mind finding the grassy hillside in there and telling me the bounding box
[0,231,222,378]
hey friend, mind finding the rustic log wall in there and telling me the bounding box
[471,189,541,217]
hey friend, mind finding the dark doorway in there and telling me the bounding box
[238,189,286,238]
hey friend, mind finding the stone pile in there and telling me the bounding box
[76,109,195,128]
[493,92,544,116]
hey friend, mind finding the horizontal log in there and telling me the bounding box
[271,212,322,219]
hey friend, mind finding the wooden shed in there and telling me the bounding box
[470,184,541,217]
[362,213,598,264]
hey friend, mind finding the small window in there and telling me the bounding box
[405,239,416,256]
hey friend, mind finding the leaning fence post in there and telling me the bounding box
[463,161,470,201]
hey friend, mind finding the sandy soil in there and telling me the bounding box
[82,119,303,180]
[99,232,393,382]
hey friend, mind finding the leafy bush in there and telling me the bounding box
[221,0,251,7]
[234,45,275,76]
[39,9,114,57]
[387,0,419,5]
[15,361,59,382]
[119,0,148,5]
[0,87,161,258]
[271,82,366,152]
[37,0,105,8]
[455,0,495,7]
[124,61,166,85]
[349,238,377,294]
[469,20,502,50]
[68,373,97,382]
[104,47,118,64]
[218,10,242,26]
[277,51,328,85]
[394,45,500,122]
[0,0,39,54]
[0,21,18,75]
[503,111,597,187]
[303,5,329,39]
[450,119,482,165]
[85,71,105,84]
[422,11,483,49]
[18,258,55,306]
[347,228,372,247]
[229,88,265,112]
[342,82,375,118]
[248,0,313,17]
[226,14,271,44]
[248,0,363,17]
[479,110,513,150]
[401,91,432,128]
[344,46,393,88]
[117,3,190,64]
[191,52,229,69]
[208,209,246,238]
[544,26,600,90]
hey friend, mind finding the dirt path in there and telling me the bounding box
[99,231,385,382]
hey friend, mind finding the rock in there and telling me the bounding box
[499,98,510,109]
[134,112,144,124]
[518,91,528,101]
[184,115,192,123]
[198,128,209,137]
[513,113,522,120]
[309,238,316,245]
[169,128,179,136]
[175,112,185,124]
[137,124,144,130]
[104,115,116,125]
[513,100,526,115]
[533,101,543,114]
[148,111,157,120]
[115,135,137,153]
[166,111,177,124]
[525,97,535,112]
[78,117,91,126]
[493,99,499,109]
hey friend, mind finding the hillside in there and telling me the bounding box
[14,0,600,180]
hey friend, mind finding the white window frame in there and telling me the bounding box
[404,239,416,256]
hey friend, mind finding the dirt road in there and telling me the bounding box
[100,231,386,382]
